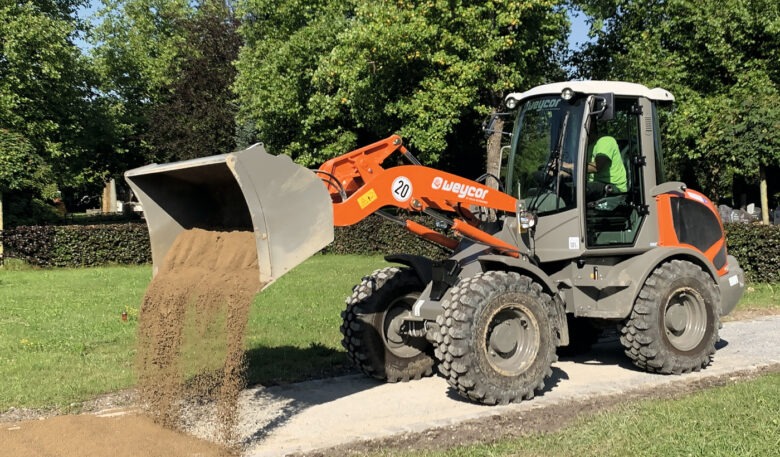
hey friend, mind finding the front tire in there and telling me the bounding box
[340,267,435,382]
[437,271,558,405]
[620,259,719,374]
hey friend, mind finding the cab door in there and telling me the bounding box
[583,97,647,248]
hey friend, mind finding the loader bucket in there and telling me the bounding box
[125,144,334,289]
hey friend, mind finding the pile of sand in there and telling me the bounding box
[135,228,261,445]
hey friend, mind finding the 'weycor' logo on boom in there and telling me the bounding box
[431,177,489,200]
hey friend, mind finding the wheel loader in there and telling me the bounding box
[126,81,745,405]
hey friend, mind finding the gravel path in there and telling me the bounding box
[188,315,780,456]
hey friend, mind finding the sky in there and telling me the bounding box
[568,8,593,51]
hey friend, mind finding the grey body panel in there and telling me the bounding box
[556,246,730,319]
[125,144,334,288]
[718,255,745,316]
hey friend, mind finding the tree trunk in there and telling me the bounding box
[485,116,505,190]
[760,164,769,225]
[483,115,506,223]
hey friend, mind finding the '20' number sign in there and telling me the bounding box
[392,176,413,202]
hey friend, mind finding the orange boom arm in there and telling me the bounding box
[317,135,519,254]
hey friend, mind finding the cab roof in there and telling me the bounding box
[506,81,675,104]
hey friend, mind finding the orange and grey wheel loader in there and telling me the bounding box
[126,81,745,405]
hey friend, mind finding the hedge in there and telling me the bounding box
[1,215,448,268]
[3,224,151,267]
[723,223,780,283]
[2,220,777,283]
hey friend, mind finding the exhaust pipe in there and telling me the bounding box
[125,144,334,289]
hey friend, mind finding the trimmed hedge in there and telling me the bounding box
[3,223,151,267]
[2,221,777,284]
[723,223,780,283]
[324,214,450,259]
[1,216,448,268]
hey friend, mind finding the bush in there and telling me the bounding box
[2,225,57,266]
[3,223,151,267]
[1,215,447,268]
[2,220,775,282]
[326,214,450,259]
[724,223,780,283]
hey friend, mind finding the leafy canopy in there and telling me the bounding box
[0,0,99,216]
[91,0,242,164]
[234,0,568,169]
[574,0,780,198]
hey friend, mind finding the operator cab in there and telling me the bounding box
[502,81,674,254]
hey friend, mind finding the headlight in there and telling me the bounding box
[561,87,575,101]
[505,97,518,110]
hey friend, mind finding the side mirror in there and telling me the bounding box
[482,112,513,139]
[591,93,615,121]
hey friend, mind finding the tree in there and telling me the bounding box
[90,0,195,165]
[234,0,569,175]
[0,1,99,221]
[0,129,60,229]
[92,0,243,166]
[233,0,356,165]
[144,0,242,161]
[573,0,780,220]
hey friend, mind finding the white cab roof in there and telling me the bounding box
[506,81,675,103]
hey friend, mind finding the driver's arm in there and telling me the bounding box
[561,160,598,176]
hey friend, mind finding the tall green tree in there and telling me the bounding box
[92,0,242,165]
[0,0,99,222]
[144,0,242,161]
[235,0,569,175]
[573,0,780,220]
[0,130,60,227]
[90,0,194,166]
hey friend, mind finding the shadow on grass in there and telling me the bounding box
[243,343,356,388]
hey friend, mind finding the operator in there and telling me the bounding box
[561,135,627,196]
[587,135,627,194]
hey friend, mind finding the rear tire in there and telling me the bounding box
[620,259,719,374]
[340,267,435,382]
[436,271,557,405]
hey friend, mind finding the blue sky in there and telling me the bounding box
[568,8,593,51]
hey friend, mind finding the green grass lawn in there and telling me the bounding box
[245,254,388,384]
[0,256,776,411]
[735,282,779,310]
[0,255,388,410]
[0,266,149,409]
[386,372,780,457]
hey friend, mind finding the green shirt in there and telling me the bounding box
[589,136,627,192]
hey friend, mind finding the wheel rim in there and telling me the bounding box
[382,293,423,358]
[485,304,540,376]
[663,287,708,351]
